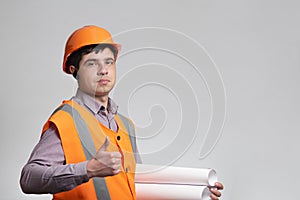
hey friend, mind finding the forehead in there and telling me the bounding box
[82,47,115,60]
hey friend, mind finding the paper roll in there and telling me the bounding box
[135,164,217,186]
[135,183,211,200]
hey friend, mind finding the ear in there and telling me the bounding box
[69,65,76,74]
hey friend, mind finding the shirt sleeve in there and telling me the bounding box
[20,123,89,194]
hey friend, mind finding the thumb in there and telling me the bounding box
[99,136,110,151]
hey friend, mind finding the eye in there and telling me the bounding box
[87,61,97,67]
[105,60,114,65]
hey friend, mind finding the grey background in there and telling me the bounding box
[1,0,299,199]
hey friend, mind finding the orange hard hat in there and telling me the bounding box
[62,25,121,74]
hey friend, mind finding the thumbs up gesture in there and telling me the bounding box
[87,137,122,178]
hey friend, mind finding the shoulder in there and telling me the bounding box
[117,113,134,125]
[116,113,136,133]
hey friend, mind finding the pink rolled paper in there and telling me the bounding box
[135,183,211,200]
[135,164,217,186]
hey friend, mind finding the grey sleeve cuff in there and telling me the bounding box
[51,161,90,193]
[76,161,90,182]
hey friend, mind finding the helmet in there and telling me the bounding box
[62,25,121,74]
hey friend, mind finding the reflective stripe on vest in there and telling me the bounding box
[59,103,110,200]
[117,113,142,164]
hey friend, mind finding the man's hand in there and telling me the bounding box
[210,182,224,200]
[87,137,122,178]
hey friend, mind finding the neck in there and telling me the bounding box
[77,89,110,113]
[95,95,109,111]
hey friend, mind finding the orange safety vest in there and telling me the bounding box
[42,100,139,200]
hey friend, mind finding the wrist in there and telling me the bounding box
[87,159,97,178]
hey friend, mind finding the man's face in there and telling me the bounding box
[76,47,116,98]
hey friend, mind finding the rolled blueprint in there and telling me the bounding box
[135,164,217,186]
[136,183,211,200]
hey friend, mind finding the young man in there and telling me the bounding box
[20,25,223,200]
[20,25,140,200]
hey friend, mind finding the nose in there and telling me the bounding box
[97,63,108,76]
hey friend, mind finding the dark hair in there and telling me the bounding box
[65,43,118,78]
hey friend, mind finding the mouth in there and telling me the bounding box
[97,79,110,84]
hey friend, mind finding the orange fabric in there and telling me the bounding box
[98,123,136,200]
[42,100,136,200]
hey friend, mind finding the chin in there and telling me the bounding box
[95,90,110,97]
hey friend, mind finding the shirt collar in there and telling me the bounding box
[73,89,118,115]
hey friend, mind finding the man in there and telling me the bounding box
[20,25,223,200]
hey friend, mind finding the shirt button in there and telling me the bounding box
[117,135,121,140]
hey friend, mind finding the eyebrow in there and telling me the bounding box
[83,59,97,65]
[82,57,115,65]
[105,57,115,62]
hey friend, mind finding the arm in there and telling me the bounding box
[20,124,89,194]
